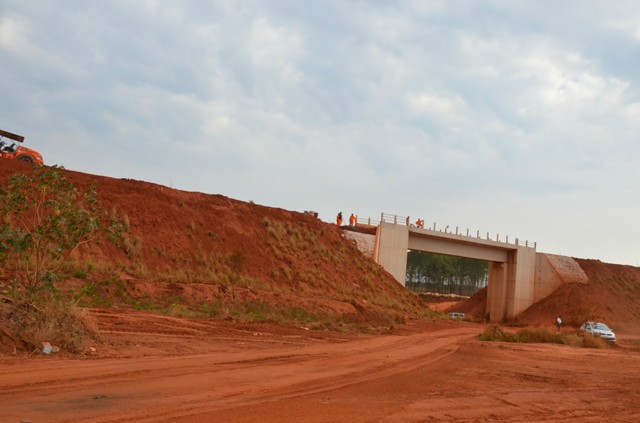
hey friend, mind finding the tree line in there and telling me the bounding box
[405,250,488,296]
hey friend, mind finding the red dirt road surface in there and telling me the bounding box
[3,313,640,422]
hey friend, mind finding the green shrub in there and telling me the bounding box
[0,166,124,299]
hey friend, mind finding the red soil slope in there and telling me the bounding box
[0,160,424,343]
[2,160,639,342]
[450,258,640,334]
[518,258,640,333]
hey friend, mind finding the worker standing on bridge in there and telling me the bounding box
[349,213,356,226]
[336,212,343,226]
[416,218,424,229]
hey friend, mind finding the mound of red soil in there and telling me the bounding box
[518,258,640,333]
[447,258,640,334]
[3,159,639,353]
[443,287,488,321]
[0,160,424,350]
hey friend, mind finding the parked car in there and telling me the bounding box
[447,312,466,319]
[580,322,616,342]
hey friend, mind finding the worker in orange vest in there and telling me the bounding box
[336,212,343,226]
[416,218,424,229]
[349,213,356,226]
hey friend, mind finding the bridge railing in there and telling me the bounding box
[357,212,537,250]
[380,213,410,225]
[354,216,380,227]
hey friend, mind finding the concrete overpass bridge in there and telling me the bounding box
[346,213,587,322]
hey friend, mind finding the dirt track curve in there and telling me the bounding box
[3,311,640,422]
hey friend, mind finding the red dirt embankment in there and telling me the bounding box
[2,160,640,337]
[519,258,640,333]
[449,258,640,334]
[0,160,424,349]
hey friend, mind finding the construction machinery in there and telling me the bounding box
[0,129,44,164]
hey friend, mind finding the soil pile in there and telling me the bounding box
[449,258,640,334]
[518,258,640,333]
[0,160,426,353]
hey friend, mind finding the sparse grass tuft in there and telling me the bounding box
[122,235,143,258]
[74,281,112,307]
[480,325,564,344]
[581,333,611,348]
[480,325,619,349]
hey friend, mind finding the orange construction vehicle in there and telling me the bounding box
[0,129,44,164]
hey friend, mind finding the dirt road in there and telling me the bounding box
[2,310,640,422]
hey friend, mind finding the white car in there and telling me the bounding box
[580,322,616,342]
[447,312,466,319]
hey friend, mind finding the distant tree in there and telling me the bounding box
[406,250,487,295]
[0,166,124,298]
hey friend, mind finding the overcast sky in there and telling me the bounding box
[1,1,639,266]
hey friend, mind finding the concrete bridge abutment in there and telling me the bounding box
[374,221,537,322]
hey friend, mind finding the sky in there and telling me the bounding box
[1,1,639,266]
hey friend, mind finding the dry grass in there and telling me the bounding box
[480,325,616,349]
[480,325,564,344]
[122,235,143,258]
[2,297,99,353]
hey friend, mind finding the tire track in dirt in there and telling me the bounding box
[2,326,478,423]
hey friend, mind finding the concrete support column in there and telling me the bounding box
[375,222,409,285]
[506,246,537,319]
[487,262,507,322]
[487,247,536,322]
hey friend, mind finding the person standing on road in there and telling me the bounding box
[336,212,343,226]
[556,316,562,333]
[349,213,356,226]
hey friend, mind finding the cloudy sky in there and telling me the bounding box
[1,1,639,266]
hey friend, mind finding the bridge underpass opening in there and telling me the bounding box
[405,250,488,297]
[374,222,537,321]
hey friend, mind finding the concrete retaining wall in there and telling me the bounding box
[534,253,588,301]
[343,230,376,258]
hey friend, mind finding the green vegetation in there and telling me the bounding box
[0,166,124,299]
[73,277,128,307]
[0,167,438,353]
[0,167,124,352]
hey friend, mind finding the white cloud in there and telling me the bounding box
[605,16,640,41]
[0,14,31,52]
[406,92,466,119]
[246,17,304,82]
[2,1,640,265]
